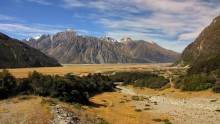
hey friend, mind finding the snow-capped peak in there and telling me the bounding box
[33,35,41,40]
[147,41,156,44]
[67,28,72,31]
[100,36,118,42]
[26,38,30,41]
[120,37,133,43]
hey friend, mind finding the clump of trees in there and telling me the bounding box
[109,71,169,89]
[0,70,114,104]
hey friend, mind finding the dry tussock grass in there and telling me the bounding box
[0,96,53,124]
[130,83,220,99]
[2,63,170,78]
[85,92,169,124]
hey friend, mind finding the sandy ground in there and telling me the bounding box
[117,85,220,124]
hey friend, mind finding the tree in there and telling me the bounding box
[0,69,16,99]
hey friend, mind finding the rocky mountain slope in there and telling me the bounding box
[0,32,61,68]
[23,29,180,64]
[174,15,220,67]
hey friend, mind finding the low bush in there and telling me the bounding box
[0,69,16,99]
[135,109,142,112]
[152,118,162,122]
[174,75,216,91]
[212,83,220,93]
[110,71,169,89]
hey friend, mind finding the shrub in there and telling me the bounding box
[131,96,139,101]
[16,78,32,95]
[110,71,169,89]
[152,118,162,122]
[212,83,220,93]
[135,109,142,112]
[174,75,216,91]
[0,69,16,99]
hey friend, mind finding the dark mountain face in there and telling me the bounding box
[0,32,61,68]
[174,16,220,67]
[23,30,180,64]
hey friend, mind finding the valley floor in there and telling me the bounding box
[0,86,219,124]
[0,64,218,124]
[2,63,172,78]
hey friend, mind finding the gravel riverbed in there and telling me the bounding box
[116,86,220,124]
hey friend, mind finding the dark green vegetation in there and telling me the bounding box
[0,32,61,68]
[174,55,220,93]
[187,54,220,75]
[0,70,114,104]
[1,70,171,103]
[174,65,220,93]
[110,71,169,89]
[174,75,216,91]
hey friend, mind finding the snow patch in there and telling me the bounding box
[51,35,53,41]
[26,38,30,41]
[147,41,155,44]
[34,36,41,40]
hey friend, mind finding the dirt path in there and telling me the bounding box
[117,86,220,124]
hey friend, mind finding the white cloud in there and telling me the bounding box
[0,23,102,39]
[62,0,220,52]
[62,0,85,8]
[26,0,52,5]
[0,23,64,38]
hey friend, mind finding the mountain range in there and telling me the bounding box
[23,30,180,64]
[0,32,61,68]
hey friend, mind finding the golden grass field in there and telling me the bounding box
[85,91,170,124]
[2,63,171,78]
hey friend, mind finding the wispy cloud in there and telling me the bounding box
[62,0,220,52]
[0,23,65,38]
[62,0,85,8]
[0,14,21,21]
[0,22,101,39]
[26,0,53,5]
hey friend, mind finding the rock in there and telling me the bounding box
[50,104,80,124]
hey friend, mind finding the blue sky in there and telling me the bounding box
[0,0,220,52]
